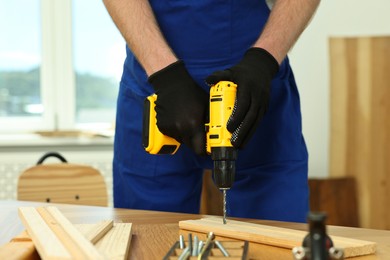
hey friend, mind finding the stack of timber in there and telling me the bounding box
[0,206,132,260]
[179,217,377,258]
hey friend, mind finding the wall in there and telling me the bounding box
[289,0,390,177]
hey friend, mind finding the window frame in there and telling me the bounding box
[0,0,118,134]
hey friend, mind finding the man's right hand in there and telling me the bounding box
[148,61,209,155]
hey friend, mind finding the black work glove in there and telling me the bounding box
[206,48,279,148]
[148,61,209,155]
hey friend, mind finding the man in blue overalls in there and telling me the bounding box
[104,0,320,222]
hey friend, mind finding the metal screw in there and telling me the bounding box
[215,240,229,257]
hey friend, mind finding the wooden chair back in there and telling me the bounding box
[17,152,108,206]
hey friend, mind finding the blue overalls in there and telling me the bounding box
[113,0,309,222]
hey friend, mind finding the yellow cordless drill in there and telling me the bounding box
[143,81,237,224]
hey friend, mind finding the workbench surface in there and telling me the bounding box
[0,200,389,259]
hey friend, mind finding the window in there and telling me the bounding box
[73,0,125,128]
[0,0,125,133]
[0,0,42,124]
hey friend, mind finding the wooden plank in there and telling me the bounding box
[329,36,390,229]
[0,222,113,260]
[72,223,133,259]
[10,230,32,242]
[179,217,377,258]
[18,207,105,260]
[95,223,133,260]
[0,241,40,260]
[18,207,71,260]
[41,206,104,259]
[2,221,128,260]
[76,220,114,244]
[6,222,112,244]
[0,230,39,260]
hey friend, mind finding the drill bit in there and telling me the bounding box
[222,189,227,224]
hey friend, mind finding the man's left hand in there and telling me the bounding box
[206,48,279,148]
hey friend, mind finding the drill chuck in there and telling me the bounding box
[212,147,237,189]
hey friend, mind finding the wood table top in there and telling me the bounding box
[1,200,389,259]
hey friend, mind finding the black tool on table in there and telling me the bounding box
[292,212,344,260]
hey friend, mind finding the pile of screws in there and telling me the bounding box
[164,232,234,260]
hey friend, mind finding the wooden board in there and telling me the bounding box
[0,220,132,260]
[329,36,390,229]
[18,207,72,259]
[0,230,40,260]
[77,220,114,244]
[18,207,104,260]
[179,217,377,258]
[75,222,133,259]
[0,240,39,260]
[95,223,133,260]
